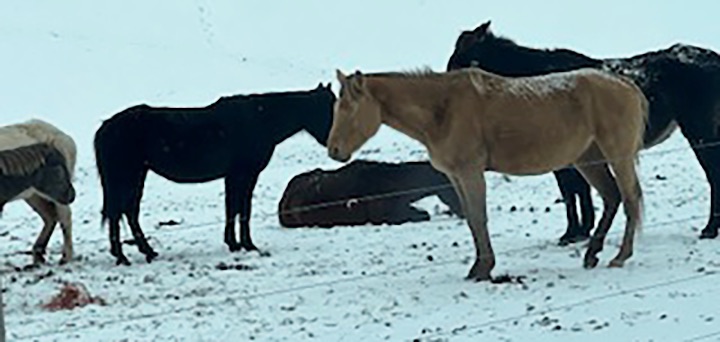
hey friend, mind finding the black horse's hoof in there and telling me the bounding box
[115,256,131,266]
[115,259,130,266]
[700,229,719,239]
[558,233,590,246]
[145,251,159,263]
[227,243,243,253]
[240,241,259,252]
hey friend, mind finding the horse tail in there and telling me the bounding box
[610,73,648,159]
[94,105,148,229]
[94,119,111,229]
[614,73,648,237]
[630,78,649,160]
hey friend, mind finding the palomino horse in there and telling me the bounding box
[327,68,647,281]
[447,20,720,244]
[0,119,77,264]
[278,160,462,228]
[94,83,336,265]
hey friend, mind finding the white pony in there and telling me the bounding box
[0,119,77,264]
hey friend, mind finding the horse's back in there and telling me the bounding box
[0,119,76,176]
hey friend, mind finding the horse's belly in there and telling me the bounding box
[487,125,592,175]
[147,150,230,183]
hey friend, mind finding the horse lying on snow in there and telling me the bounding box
[0,119,77,264]
[94,83,336,265]
[278,160,463,228]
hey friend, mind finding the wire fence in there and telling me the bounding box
[0,132,716,262]
[6,211,716,341]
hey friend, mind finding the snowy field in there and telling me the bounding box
[1,1,720,341]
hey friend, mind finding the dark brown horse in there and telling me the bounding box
[448,21,720,243]
[278,160,463,228]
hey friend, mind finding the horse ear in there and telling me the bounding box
[336,69,347,85]
[325,82,332,91]
[317,82,323,89]
[351,70,366,95]
[474,20,492,36]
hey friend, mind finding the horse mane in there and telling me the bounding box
[480,29,565,54]
[373,66,462,79]
[0,143,60,177]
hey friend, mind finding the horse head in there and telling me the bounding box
[327,70,382,163]
[303,82,336,147]
[33,151,76,205]
[446,20,496,71]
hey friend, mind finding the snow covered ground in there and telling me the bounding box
[1,1,720,341]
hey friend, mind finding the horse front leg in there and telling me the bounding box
[224,178,242,252]
[694,141,720,239]
[56,204,74,265]
[554,168,592,245]
[451,170,495,281]
[238,175,266,254]
[25,195,58,264]
[674,116,720,239]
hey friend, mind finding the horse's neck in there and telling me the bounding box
[0,174,34,202]
[367,77,446,146]
[258,97,312,144]
[490,42,600,75]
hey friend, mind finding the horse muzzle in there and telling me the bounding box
[62,186,77,205]
[328,146,350,163]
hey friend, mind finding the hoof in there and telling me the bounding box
[240,241,259,251]
[115,256,131,266]
[227,242,242,253]
[700,229,718,239]
[466,273,492,282]
[558,233,590,246]
[608,258,625,268]
[145,251,158,263]
[583,254,599,269]
[465,262,492,282]
[32,253,46,265]
[59,257,72,265]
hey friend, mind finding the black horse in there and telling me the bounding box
[94,83,336,265]
[447,21,720,244]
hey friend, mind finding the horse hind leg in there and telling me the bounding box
[573,145,622,269]
[102,175,142,266]
[125,169,157,263]
[606,158,643,268]
[55,203,74,264]
[25,195,58,264]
